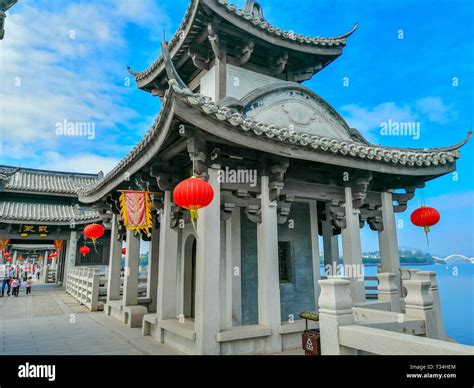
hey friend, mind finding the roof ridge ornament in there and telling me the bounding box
[243,0,265,21]
[161,40,190,92]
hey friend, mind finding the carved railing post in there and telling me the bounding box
[404,279,439,339]
[416,271,446,340]
[318,278,357,355]
[376,272,401,312]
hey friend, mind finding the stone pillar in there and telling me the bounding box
[123,230,140,307]
[257,175,282,353]
[309,200,321,309]
[341,187,365,303]
[318,278,357,355]
[225,208,242,328]
[376,272,401,312]
[378,192,401,295]
[13,250,17,265]
[147,217,160,313]
[322,202,339,268]
[42,250,49,282]
[416,271,446,340]
[156,190,179,341]
[404,279,439,339]
[195,166,221,355]
[63,230,77,284]
[107,214,122,304]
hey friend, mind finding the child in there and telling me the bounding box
[26,276,32,295]
[11,277,19,297]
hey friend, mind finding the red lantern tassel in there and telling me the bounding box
[424,226,430,245]
[190,208,199,238]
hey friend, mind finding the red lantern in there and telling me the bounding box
[3,252,10,258]
[410,206,440,244]
[173,177,214,222]
[79,246,91,256]
[84,223,105,245]
[122,247,126,255]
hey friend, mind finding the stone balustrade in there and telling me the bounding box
[66,267,101,311]
[318,273,474,355]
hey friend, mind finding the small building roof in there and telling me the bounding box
[0,166,100,196]
[0,201,99,225]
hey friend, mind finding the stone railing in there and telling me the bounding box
[318,275,474,355]
[66,267,102,312]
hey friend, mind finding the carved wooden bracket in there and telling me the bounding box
[207,23,223,61]
[393,186,419,213]
[238,40,255,65]
[351,172,373,209]
[329,199,347,229]
[273,53,288,75]
[277,194,294,224]
[360,206,383,231]
[188,47,211,70]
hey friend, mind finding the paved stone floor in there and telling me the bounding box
[0,286,180,355]
[0,284,303,355]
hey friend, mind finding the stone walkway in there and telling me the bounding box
[0,285,304,355]
[0,287,180,355]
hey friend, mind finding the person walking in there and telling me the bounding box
[1,272,11,297]
[26,276,32,295]
[11,277,19,297]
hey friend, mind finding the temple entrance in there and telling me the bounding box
[183,235,197,318]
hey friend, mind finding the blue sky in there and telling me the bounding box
[0,0,473,256]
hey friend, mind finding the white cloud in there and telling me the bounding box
[42,151,119,175]
[0,0,169,167]
[339,97,458,142]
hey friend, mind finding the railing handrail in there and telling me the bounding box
[339,325,474,355]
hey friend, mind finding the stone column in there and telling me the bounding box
[156,190,179,341]
[195,166,221,355]
[378,192,401,295]
[322,202,339,268]
[309,200,321,309]
[318,278,357,355]
[13,250,17,265]
[404,279,439,339]
[123,230,140,307]
[42,250,49,282]
[257,175,282,353]
[63,232,78,285]
[147,216,160,313]
[416,271,446,340]
[341,187,365,303]
[376,273,401,312]
[225,208,242,328]
[107,214,122,304]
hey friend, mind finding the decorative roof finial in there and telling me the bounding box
[0,0,17,40]
[244,0,265,21]
[161,41,190,91]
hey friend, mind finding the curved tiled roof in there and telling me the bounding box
[132,0,357,82]
[0,201,99,224]
[169,80,467,167]
[1,168,99,195]
[78,78,469,201]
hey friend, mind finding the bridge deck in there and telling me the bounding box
[0,284,180,355]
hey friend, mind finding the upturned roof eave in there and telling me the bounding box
[132,0,353,90]
[79,83,465,203]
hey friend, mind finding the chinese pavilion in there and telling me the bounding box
[76,0,469,355]
[0,166,108,284]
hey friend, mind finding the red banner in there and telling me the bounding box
[119,191,152,235]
